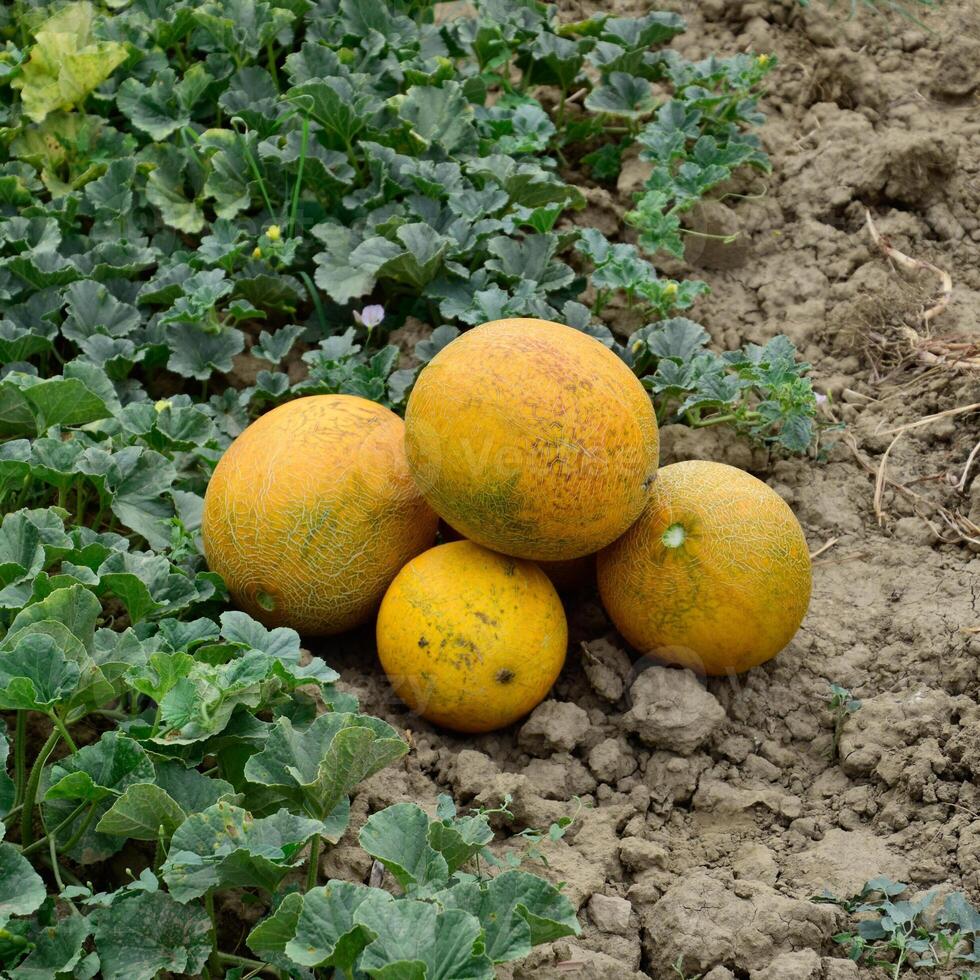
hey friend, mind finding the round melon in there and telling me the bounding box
[597,460,812,675]
[376,540,567,733]
[202,394,438,636]
[404,318,659,561]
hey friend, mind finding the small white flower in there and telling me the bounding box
[354,305,385,329]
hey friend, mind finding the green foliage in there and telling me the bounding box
[246,798,579,975]
[816,879,980,978]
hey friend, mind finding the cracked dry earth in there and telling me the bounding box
[310,2,980,978]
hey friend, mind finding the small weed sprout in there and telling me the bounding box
[814,878,980,979]
[829,683,862,761]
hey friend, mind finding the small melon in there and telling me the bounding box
[202,394,437,635]
[376,540,567,733]
[597,460,812,675]
[404,318,659,561]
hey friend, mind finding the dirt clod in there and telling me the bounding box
[622,666,726,754]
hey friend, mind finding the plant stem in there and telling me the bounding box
[306,834,321,891]
[288,113,310,240]
[20,728,60,848]
[266,39,279,91]
[298,271,328,336]
[49,711,78,754]
[13,711,26,807]
[206,890,219,963]
[215,952,280,977]
[59,803,98,857]
[49,833,65,891]
[154,830,166,871]
[21,801,87,856]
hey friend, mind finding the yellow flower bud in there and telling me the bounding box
[154,399,172,412]
[664,282,678,297]
[266,224,281,242]
[252,246,262,258]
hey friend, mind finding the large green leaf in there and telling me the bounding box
[438,871,579,963]
[91,890,211,980]
[11,2,128,122]
[283,881,377,970]
[358,803,449,894]
[0,633,81,710]
[243,713,406,820]
[162,801,325,901]
[42,732,155,862]
[357,897,493,980]
[95,783,187,840]
[9,913,90,979]
[0,843,46,922]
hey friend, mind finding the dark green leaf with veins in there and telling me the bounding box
[90,890,211,980]
[0,633,80,710]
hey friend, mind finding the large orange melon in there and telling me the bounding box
[597,460,811,675]
[202,395,438,635]
[404,318,659,561]
[376,540,567,733]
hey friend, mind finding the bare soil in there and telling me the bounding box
[312,2,980,977]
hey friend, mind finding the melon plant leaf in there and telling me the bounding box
[247,892,305,955]
[427,813,494,876]
[152,759,237,813]
[584,71,655,118]
[0,374,113,437]
[95,783,187,840]
[438,870,580,963]
[90,889,212,980]
[0,633,81,710]
[359,803,450,893]
[41,732,156,862]
[166,323,246,381]
[161,801,325,902]
[243,713,407,820]
[11,2,128,122]
[282,881,377,969]
[9,912,91,980]
[0,843,46,920]
[356,896,493,980]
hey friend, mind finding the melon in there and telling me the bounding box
[597,460,812,675]
[404,318,659,561]
[202,394,437,635]
[376,540,567,733]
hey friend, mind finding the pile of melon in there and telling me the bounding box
[203,318,812,734]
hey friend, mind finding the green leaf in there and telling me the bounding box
[11,2,128,122]
[243,713,406,820]
[0,633,80,710]
[152,760,236,813]
[10,914,90,979]
[358,803,449,893]
[42,732,156,862]
[399,82,478,156]
[96,783,187,841]
[427,814,493,876]
[166,322,246,380]
[117,66,212,141]
[91,890,212,980]
[0,843,46,921]
[584,72,655,118]
[0,373,113,438]
[162,801,325,902]
[247,892,305,955]
[357,896,493,980]
[283,881,377,969]
[940,893,980,934]
[439,870,579,963]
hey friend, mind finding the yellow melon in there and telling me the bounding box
[597,460,811,675]
[376,541,567,733]
[202,394,437,635]
[404,318,659,561]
